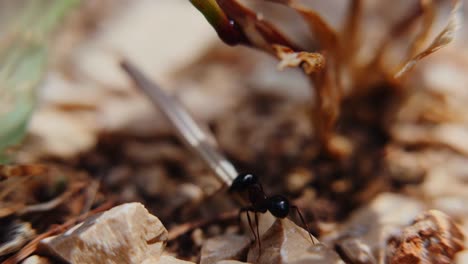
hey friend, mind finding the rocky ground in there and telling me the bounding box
[1,1,467,263]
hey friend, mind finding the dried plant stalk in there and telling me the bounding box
[191,0,461,153]
[395,0,462,78]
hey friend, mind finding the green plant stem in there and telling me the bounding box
[189,0,244,45]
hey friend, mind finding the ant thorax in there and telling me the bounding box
[229,173,258,192]
[247,184,268,213]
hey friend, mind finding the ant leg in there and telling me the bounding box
[239,207,257,242]
[254,211,261,256]
[291,205,315,244]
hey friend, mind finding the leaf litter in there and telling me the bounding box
[1,0,467,263]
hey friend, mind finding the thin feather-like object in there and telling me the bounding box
[395,0,462,78]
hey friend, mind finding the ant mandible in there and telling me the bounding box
[230,173,315,251]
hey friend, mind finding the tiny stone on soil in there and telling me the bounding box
[386,210,465,264]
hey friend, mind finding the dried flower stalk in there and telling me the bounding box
[191,0,461,153]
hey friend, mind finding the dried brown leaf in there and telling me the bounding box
[395,0,461,78]
[0,164,48,180]
[273,44,325,74]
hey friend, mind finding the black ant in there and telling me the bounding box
[230,173,315,252]
[121,60,316,255]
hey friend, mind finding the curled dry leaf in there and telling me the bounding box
[273,45,325,74]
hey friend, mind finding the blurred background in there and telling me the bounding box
[1,0,467,263]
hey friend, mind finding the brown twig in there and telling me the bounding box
[168,209,238,241]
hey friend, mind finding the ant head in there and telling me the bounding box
[229,173,258,192]
[267,195,290,218]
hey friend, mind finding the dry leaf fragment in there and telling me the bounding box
[273,45,325,74]
[395,0,462,78]
[0,164,48,181]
